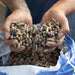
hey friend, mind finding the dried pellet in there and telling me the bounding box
[6,19,61,67]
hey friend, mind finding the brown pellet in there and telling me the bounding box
[6,18,61,67]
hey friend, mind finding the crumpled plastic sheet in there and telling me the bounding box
[0,31,75,75]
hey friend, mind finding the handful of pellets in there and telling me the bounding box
[10,19,60,50]
[6,47,61,67]
[7,19,61,67]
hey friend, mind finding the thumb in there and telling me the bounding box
[2,19,11,39]
[58,17,70,39]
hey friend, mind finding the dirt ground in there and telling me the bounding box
[0,1,6,30]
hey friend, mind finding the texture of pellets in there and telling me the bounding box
[6,18,61,67]
[6,47,61,67]
[9,18,60,50]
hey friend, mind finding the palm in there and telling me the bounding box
[2,9,32,52]
[41,8,69,52]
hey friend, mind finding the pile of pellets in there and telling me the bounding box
[9,19,60,50]
[6,47,61,67]
[6,19,61,67]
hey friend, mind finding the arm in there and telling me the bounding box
[1,0,31,14]
[1,0,32,52]
[54,0,75,15]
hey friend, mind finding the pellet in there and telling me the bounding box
[47,38,55,42]
[5,47,61,67]
[6,18,61,67]
[44,49,48,53]
[17,43,21,48]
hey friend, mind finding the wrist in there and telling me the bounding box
[1,0,31,15]
[15,7,31,15]
[11,6,31,15]
[13,9,32,18]
[8,9,32,26]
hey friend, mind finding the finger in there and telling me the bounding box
[58,17,70,39]
[46,37,64,47]
[9,46,25,52]
[44,47,56,53]
[46,36,65,47]
[2,18,11,39]
[4,39,18,46]
[4,32,10,40]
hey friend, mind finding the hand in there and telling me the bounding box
[41,5,70,52]
[2,9,32,52]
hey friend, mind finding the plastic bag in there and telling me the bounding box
[0,33,75,75]
[36,35,75,75]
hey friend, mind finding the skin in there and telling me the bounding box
[41,0,75,52]
[1,0,75,52]
[1,0,32,52]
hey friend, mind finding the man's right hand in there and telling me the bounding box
[2,9,32,52]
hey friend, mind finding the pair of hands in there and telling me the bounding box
[2,6,70,52]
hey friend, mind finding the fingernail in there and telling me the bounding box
[59,33,64,39]
[5,32,10,39]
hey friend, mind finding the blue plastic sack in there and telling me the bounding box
[0,35,75,75]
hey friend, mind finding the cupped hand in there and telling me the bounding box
[2,9,32,52]
[41,6,70,52]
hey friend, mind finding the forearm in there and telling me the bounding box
[53,0,75,15]
[1,0,31,14]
